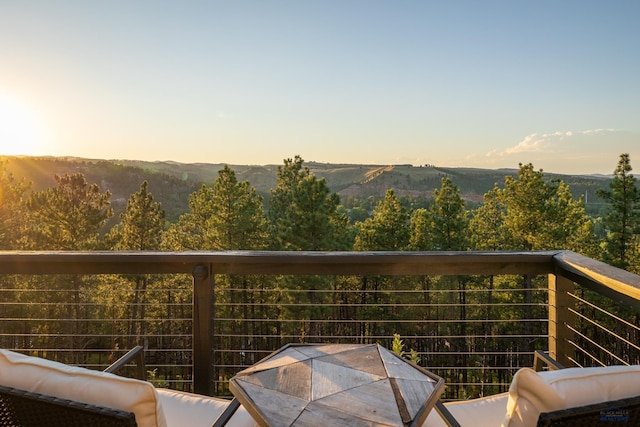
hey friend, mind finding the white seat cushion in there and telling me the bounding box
[503,365,640,427]
[423,393,509,427]
[0,349,166,427]
[157,389,258,427]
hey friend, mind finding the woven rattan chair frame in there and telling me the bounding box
[537,395,640,426]
[0,346,145,426]
[0,385,137,427]
[533,352,640,426]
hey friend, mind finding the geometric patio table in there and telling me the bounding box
[227,343,447,427]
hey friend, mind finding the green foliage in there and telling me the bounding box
[0,161,30,249]
[391,333,420,364]
[208,165,267,250]
[470,163,595,253]
[470,185,506,250]
[107,181,165,250]
[409,178,469,251]
[163,184,216,250]
[268,156,351,250]
[597,153,640,270]
[25,173,113,250]
[354,189,409,251]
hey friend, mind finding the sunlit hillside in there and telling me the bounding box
[1,156,611,220]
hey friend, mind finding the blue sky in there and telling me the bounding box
[1,1,638,174]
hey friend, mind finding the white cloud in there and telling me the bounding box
[474,129,640,174]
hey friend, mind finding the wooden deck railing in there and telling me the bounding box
[1,250,639,396]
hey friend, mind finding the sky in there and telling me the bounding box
[1,1,639,175]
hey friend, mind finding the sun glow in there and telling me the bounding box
[0,95,48,156]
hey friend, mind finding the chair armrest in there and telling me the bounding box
[104,346,146,380]
[435,400,462,427]
[533,350,565,372]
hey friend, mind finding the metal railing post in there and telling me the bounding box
[548,273,575,367]
[192,264,214,395]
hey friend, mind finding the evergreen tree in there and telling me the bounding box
[0,161,30,249]
[104,181,166,347]
[25,173,113,250]
[408,208,431,250]
[469,185,506,250]
[163,184,215,250]
[268,156,348,250]
[22,173,112,361]
[107,181,165,250]
[427,177,469,251]
[354,189,409,251]
[597,153,640,270]
[500,163,594,252]
[207,165,267,250]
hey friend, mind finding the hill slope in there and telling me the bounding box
[2,156,611,220]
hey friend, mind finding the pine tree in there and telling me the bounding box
[108,181,165,250]
[268,156,348,250]
[0,161,30,249]
[25,173,113,250]
[207,165,267,250]
[408,208,431,250]
[23,173,113,361]
[499,163,594,251]
[162,184,216,250]
[428,177,469,251]
[354,189,409,251]
[597,153,640,270]
[469,185,507,250]
[105,181,166,347]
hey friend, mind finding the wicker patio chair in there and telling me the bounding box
[0,346,145,427]
[533,351,640,426]
[536,395,640,426]
[0,384,137,427]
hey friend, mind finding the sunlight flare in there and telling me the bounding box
[0,94,48,156]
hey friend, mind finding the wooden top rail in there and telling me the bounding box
[0,250,558,276]
[553,251,640,309]
[1,250,639,304]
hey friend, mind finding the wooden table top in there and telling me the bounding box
[229,343,444,427]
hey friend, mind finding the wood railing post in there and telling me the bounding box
[548,273,575,367]
[193,264,214,395]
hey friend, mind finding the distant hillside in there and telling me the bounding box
[2,156,197,223]
[2,156,611,221]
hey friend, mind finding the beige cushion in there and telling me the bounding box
[503,366,640,427]
[0,349,166,427]
[423,392,509,427]
[157,389,258,427]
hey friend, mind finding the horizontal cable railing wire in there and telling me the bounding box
[563,287,640,367]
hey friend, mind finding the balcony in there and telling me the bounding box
[1,250,639,401]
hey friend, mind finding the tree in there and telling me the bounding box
[26,170,113,249]
[354,189,409,251]
[468,164,596,362]
[207,165,267,250]
[107,181,165,250]
[353,189,409,333]
[25,173,113,250]
[268,156,349,250]
[162,184,216,250]
[105,181,166,347]
[0,161,30,249]
[409,178,469,251]
[22,173,113,361]
[408,208,431,251]
[427,177,469,251]
[597,154,640,270]
[469,185,506,251]
[499,163,594,252]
